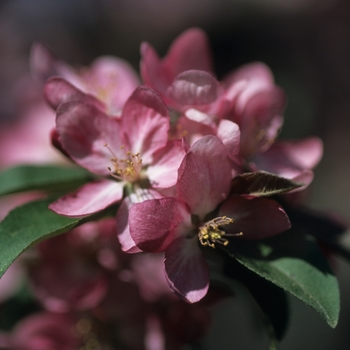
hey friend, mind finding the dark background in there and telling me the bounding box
[1,0,350,348]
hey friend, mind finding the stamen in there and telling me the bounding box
[104,143,143,182]
[198,216,242,249]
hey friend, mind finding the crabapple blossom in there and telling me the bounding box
[124,136,290,302]
[49,85,186,217]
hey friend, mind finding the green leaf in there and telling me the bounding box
[231,171,302,196]
[0,164,92,196]
[223,229,340,328]
[0,198,85,278]
[223,255,289,341]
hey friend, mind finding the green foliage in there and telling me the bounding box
[0,198,84,278]
[0,164,92,196]
[224,228,340,328]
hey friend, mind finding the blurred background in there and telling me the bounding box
[1,0,350,348]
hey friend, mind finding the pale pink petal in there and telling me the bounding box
[129,198,191,252]
[224,62,275,89]
[49,179,124,217]
[30,42,81,87]
[44,77,105,110]
[219,195,291,239]
[177,135,232,217]
[216,119,241,160]
[56,101,122,175]
[164,236,210,303]
[121,86,170,163]
[184,108,216,127]
[147,140,186,188]
[255,137,323,177]
[167,70,222,107]
[81,56,140,115]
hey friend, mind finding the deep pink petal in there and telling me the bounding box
[129,198,191,253]
[44,77,105,110]
[147,140,186,188]
[239,87,286,157]
[164,236,210,303]
[219,195,291,239]
[177,135,232,217]
[56,101,122,175]
[167,70,222,107]
[121,86,170,163]
[49,179,124,217]
[141,28,213,95]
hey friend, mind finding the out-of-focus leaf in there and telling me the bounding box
[0,198,85,278]
[231,171,302,196]
[0,165,92,196]
[223,229,340,328]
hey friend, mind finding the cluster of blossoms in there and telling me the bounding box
[0,28,325,348]
[37,28,321,302]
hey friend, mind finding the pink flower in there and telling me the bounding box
[28,219,119,313]
[49,86,185,217]
[31,43,140,116]
[140,28,222,110]
[122,136,290,302]
[0,312,82,350]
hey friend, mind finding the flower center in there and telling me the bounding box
[104,144,143,182]
[198,216,242,248]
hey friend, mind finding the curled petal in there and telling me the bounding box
[49,179,124,217]
[56,101,122,175]
[164,236,210,303]
[121,86,170,163]
[167,70,222,107]
[216,119,240,160]
[44,77,105,110]
[219,195,291,239]
[177,135,232,217]
[129,198,191,253]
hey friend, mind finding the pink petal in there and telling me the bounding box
[129,198,191,253]
[167,70,222,107]
[56,101,122,175]
[116,196,142,253]
[239,87,286,157]
[147,140,186,188]
[219,195,291,239]
[216,119,241,160]
[81,56,140,115]
[177,135,232,217]
[30,42,81,87]
[49,179,124,217]
[44,77,105,110]
[164,236,210,303]
[121,86,170,162]
[255,137,323,177]
[224,62,275,89]
[141,28,213,94]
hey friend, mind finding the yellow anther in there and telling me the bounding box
[198,216,242,249]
